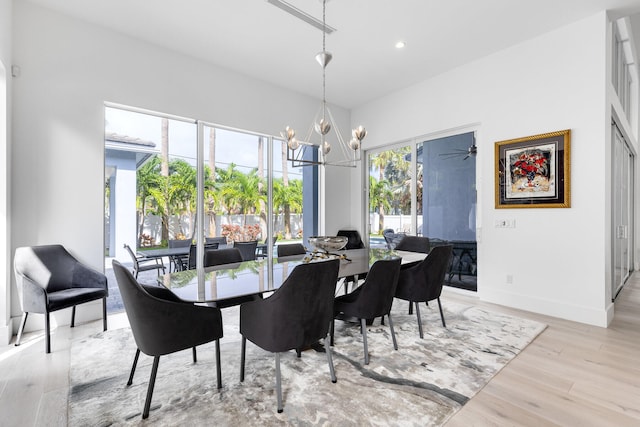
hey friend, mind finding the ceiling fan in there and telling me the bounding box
[439,137,477,160]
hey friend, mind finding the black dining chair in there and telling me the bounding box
[233,240,258,261]
[256,236,278,258]
[183,242,220,270]
[204,247,243,267]
[239,259,340,413]
[205,236,228,247]
[394,245,453,338]
[168,239,191,272]
[276,243,306,258]
[336,229,365,249]
[112,260,223,419]
[331,258,402,365]
[123,243,166,278]
[13,244,108,353]
[394,235,430,253]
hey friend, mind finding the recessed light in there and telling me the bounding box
[395,41,406,49]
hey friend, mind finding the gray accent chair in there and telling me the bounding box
[112,260,223,419]
[239,259,340,413]
[331,258,402,364]
[14,244,108,353]
[394,245,453,338]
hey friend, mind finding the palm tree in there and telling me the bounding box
[160,118,170,243]
[167,159,197,239]
[273,178,303,239]
[369,175,392,233]
[136,156,165,245]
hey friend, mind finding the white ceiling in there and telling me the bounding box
[22,0,640,109]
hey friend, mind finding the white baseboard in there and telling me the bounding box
[0,317,13,345]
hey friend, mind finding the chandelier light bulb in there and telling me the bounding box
[287,137,300,150]
[352,125,367,142]
[349,138,360,150]
[315,118,331,135]
[322,141,331,155]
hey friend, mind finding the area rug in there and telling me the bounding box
[68,300,545,426]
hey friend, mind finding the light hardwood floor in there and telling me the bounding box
[1,275,638,426]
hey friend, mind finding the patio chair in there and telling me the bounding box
[123,244,165,278]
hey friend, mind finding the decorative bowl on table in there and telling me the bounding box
[308,236,348,253]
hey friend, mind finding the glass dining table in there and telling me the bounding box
[157,248,427,305]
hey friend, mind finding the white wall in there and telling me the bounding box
[0,0,12,344]
[352,12,612,326]
[9,2,350,331]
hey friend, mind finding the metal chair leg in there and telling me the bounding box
[45,312,51,353]
[388,313,398,350]
[15,312,28,346]
[215,339,222,389]
[240,337,246,382]
[142,356,160,419]
[127,348,141,386]
[437,297,446,328]
[102,297,108,331]
[361,318,369,365]
[71,306,76,327]
[415,301,424,339]
[275,352,283,413]
[329,319,335,346]
[324,331,337,383]
[192,346,197,363]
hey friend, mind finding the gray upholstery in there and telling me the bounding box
[394,235,430,253]
[332,258,402,364]
[14,244,108,353]
[112,260,223,419]
[394,245,453,338]
[240,259,340,413]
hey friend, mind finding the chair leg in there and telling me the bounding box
[324,331,337,383]
[71,306,76,327]
[127,349,141,386]
[275,352,283,413]
[45,312,51,353]
[240,337,246,382]
[408,301,413,315]
[15,312,28,346]
[415,301,424,339]
[215,339,222,390]
[330,319,335,346]
[360,318,369,365]
[192,346,197,363]
[388,314,398,350]
[437,297,446,328]
[142,356,160,419]
[102,298,108,331]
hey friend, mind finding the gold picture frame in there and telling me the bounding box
[495,129,571,208]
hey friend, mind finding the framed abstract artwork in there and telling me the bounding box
[495,129,571,208]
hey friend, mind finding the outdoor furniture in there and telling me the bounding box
[13,244,108,353]
[383,230,406,249]
[394,245,453,338]
[182,243,220,270]
[205,236,228,247]
[204,247,243,267]
[331,258,402,364]
[123,244,166,278]
[233,240,258,261]
[239,259,340,413]
[276,243,306,258]
[256,236,278,258]
[394,235,430,253]
[168,239,191,272]
[112,260,223,419]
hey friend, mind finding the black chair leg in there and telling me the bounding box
[192,347,197,363]
[143,356,160,419]
[102,298,108,331]
[215,339,222,389]
[45,312,51,353]
[324,329,337,383]
[329,319,335,346]
[437,297,446,328]
[240,337,246,382]
[127,348,141,386]
[71,306,76,327]
[15,312,28,346]
[408,301,413,315]
[415,301,424,339]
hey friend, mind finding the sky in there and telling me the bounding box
[105,106,303,179]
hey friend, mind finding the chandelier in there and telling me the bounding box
[282,0,366,167]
